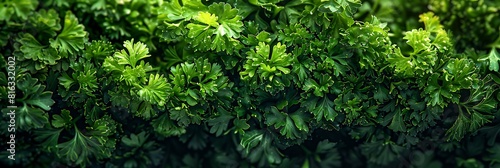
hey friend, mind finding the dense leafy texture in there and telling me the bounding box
[1,0,500,167]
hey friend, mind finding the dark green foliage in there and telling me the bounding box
[1,0,500,167]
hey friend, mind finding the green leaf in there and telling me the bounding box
[478,124,500,146]
[280,116,300,139]
[30,9,61,37]
[87,115,117,137]
[114,39,151,68]
[169,58,230,103]
[373,84,389,102]
[194,11,219,27]
[419,12,451,52]
[424,73,451,108]
[386,48,414,77]
[290,111,309,132]
[314,140,341,167]
[25,89,55,111]
[241,42,294,83]
[52,109,73,128]
[170,107,200,126]
[34,128,63,152]
[122,131,149,147]
[58,72,75,91]
[0,0,38,21]
[446,83,497,141]
[157,0,208,42]
[138,74,171,106]
[387,12,452,77]
[18,33,46,60]
[265,106,286,127]
[405,29,432,53]
[2,105,49,130]
[83,40,115,61]
[479,48,500,72]
[158,0,207,22]
[388,109,407,132]
[240,130,282,165]
[186,3,244,53]
[17,75,55,111]
[304,96,338,122]
[208,107,234,136]
[57,127,103,165]
[130,101,157,119]
[75,65,99,95]
[343,20,390,69]
[151,114,186,137]
[240,130,264,154]
[443,58,478,93]
[361,141,405,166]
[264,106,308,139]
[233,118,250,134]
[49,11,87,55]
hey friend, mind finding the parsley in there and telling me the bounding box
[1,0,500,167]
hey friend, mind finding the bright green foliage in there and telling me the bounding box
[240,42,296,91]
[83,40,115,61]
[58,59,99,96]
[17,33,61,70]
[138,74,170,106]
[2,0,500,167]
[343,16,392,69]
[186,3,244,53]
[168,58,232,126]
[102,39,168,119]
[387,12,452,78]
[49,11,87,55]
[105,39,151,69]
[480,48,500,72]
[423,58,479,108]
[281,0,360,31]
[0,0,38,21]
[157,0,208,42]
[29,9,61,38]
[103,39,153,86]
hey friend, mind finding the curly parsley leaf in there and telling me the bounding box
[186,3,244,54]
[51,109,73,128]
[241,42,294,82]
[49,11,87,55]
[138,74,171,106]
[18,33,62,66]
